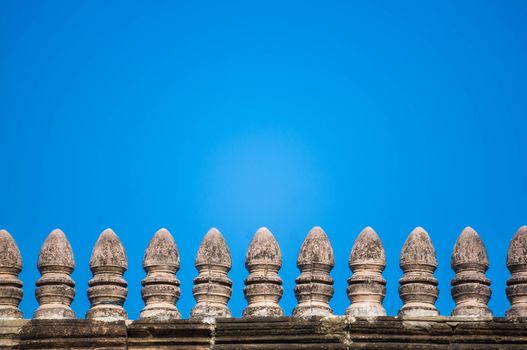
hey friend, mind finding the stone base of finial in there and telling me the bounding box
[506,303,527,318]
[33,304,75,319]
[243,305,284,317]
[0,306,23,320]
[140,305,181,321]
[191,304,231,319]
[346,303,386,317]
[86,305,127,322]
[399,303,439,317]
[292,304,332,318]
[452,303,492,317]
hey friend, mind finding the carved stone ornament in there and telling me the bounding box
[506,226,527,317]
[347,227,386,317]
[243,227,283,317]
[0,229,23,319]
[86,228,128,321]
[399,227,439,317]
[34,229,75,319]
[191,228,232,318]
[292,226,334,317]
[140,228,181,321]
[451,227,492,317]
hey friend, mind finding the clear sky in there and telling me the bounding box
[1,1,526,319]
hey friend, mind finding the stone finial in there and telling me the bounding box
[292,226,334,318]
[191,228,232,318]
[140,228,181,321]
[0,229,23,319]
[506,226,527,317]
[346,227,386,317]
[398,227,439,317]
[451,227,492,317]
[86,228,128,321]
[243,227,283,317]
[34,229,75,319]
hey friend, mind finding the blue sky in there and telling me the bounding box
[1,1,526,319]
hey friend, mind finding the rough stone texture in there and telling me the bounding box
[86,229,128,321]
[1,223,527,348]
[128,319,213,350]
[20,319,127,350]
[0,230,23,320]
[243,227,283,317]
[507,226,527,317]
[34,229,75,319]
[399,227,439,317]
[0,319,27,350]
[191,228,232,318]
[140,228,181,321]
[346,226,386,317]
[451,227,492,317]
[293,226,334,318]
[10,317,527,350]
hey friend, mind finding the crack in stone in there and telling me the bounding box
[202,316,216,349]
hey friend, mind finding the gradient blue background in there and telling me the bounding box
[1,1,526,319]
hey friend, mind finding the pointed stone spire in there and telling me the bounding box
[0,230,23,319]
[191,228,232,318]
[398,227,439,316]
[292,226,334,318]
[140,228,181,321]
[86,229,128,321]
[34,229,75,319]
[346,227,386,317]
[506,226,527,317]
[243,227,283,317]
[451,227,492,317]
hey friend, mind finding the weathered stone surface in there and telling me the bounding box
[292,226,334,317]
[86,229,128,321]
[346,226,386,317]
[34,229,75,319]
[0,229,23,320]
[10,318,527,350]
[243,227,283,317]
[451,227,492,317]
[0,319,27,349]
[140,228,181,321]
[399,227,439,317]
[128,319,213,350]
[20,319,127,350]
[191,228,232,318]
[506,226,527,317]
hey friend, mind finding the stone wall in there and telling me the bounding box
[1,317,527,349]
[1,226,527,349]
